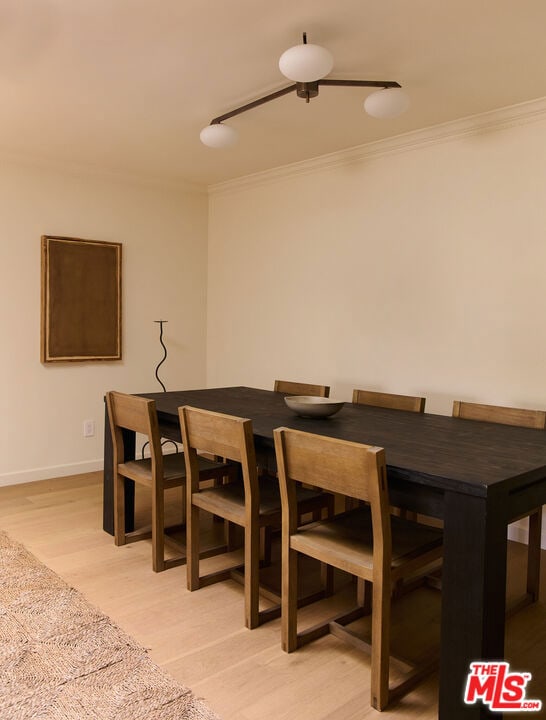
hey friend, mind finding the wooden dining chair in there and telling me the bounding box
[274,380,330,397]
[353,389,426,523]
[274,427,443,711]
[178,405,334,629]
[273,379,331,519]
[453,400,545,606]
[352,388,426,413]
[106,391,228,572]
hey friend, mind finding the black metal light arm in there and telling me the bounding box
[211,84,297,124]
[319,79,401,89]
[209,78,402,125]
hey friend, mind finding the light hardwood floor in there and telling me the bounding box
[0,472,544,719]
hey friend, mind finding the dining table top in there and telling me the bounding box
[142,385,546,500]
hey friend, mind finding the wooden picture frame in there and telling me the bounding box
[41,235,122,362]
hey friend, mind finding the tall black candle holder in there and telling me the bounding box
[154,319,168,392]
[142,319,179,458]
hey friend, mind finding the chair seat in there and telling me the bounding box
[291,507,443,580]
[119,452,228,489]
[192,477,330,527]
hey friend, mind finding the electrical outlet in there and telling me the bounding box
[83,419,95,438]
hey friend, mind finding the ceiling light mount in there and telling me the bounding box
[296,81,319,102]
[200,33,409,148]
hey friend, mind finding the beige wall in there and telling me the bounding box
[1,102,544,544]
[1,158,208,485]
[207,107,546,545]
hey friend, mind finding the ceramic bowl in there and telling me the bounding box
[284,395,345,419]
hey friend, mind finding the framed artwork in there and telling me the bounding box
[41,235,122,362]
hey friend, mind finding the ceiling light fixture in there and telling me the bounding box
[200,33,409,148]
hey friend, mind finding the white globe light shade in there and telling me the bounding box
[278,43,333,82]
[364,88,410,119]
[200,123,238,148]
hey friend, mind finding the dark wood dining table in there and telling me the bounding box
[102,386,546,720]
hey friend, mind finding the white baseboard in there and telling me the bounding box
[0,460,103,488]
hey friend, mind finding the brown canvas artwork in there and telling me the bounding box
[41,235,122,362]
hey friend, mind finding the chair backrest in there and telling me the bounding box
[106,390,164,475]
[352,389,426,413]
[274,380,330,398]
[274,427,390,558]
[452,400,546,429]
[178,406,258,506]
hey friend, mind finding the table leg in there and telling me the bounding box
[102,402,135,535]
[439,490,507,719]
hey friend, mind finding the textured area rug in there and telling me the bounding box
[0,531,220,720]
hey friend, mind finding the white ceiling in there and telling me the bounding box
[2,0,546,187]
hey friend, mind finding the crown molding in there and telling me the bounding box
[0,148,207,194]
[208,95,546,196]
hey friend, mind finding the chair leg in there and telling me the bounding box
[224,518,231,549]
[181,488,186,528]
[226,519,243,550]
[320,498,336,594]
[370,575,391,711]
[321,563,335,596]
[186,498,201,590]
[527,509,542,602]
[281,541,299,652]
[245,521,261,629]
[113,472,126,547]
[357,578,373,614]
[151,483,165,572]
